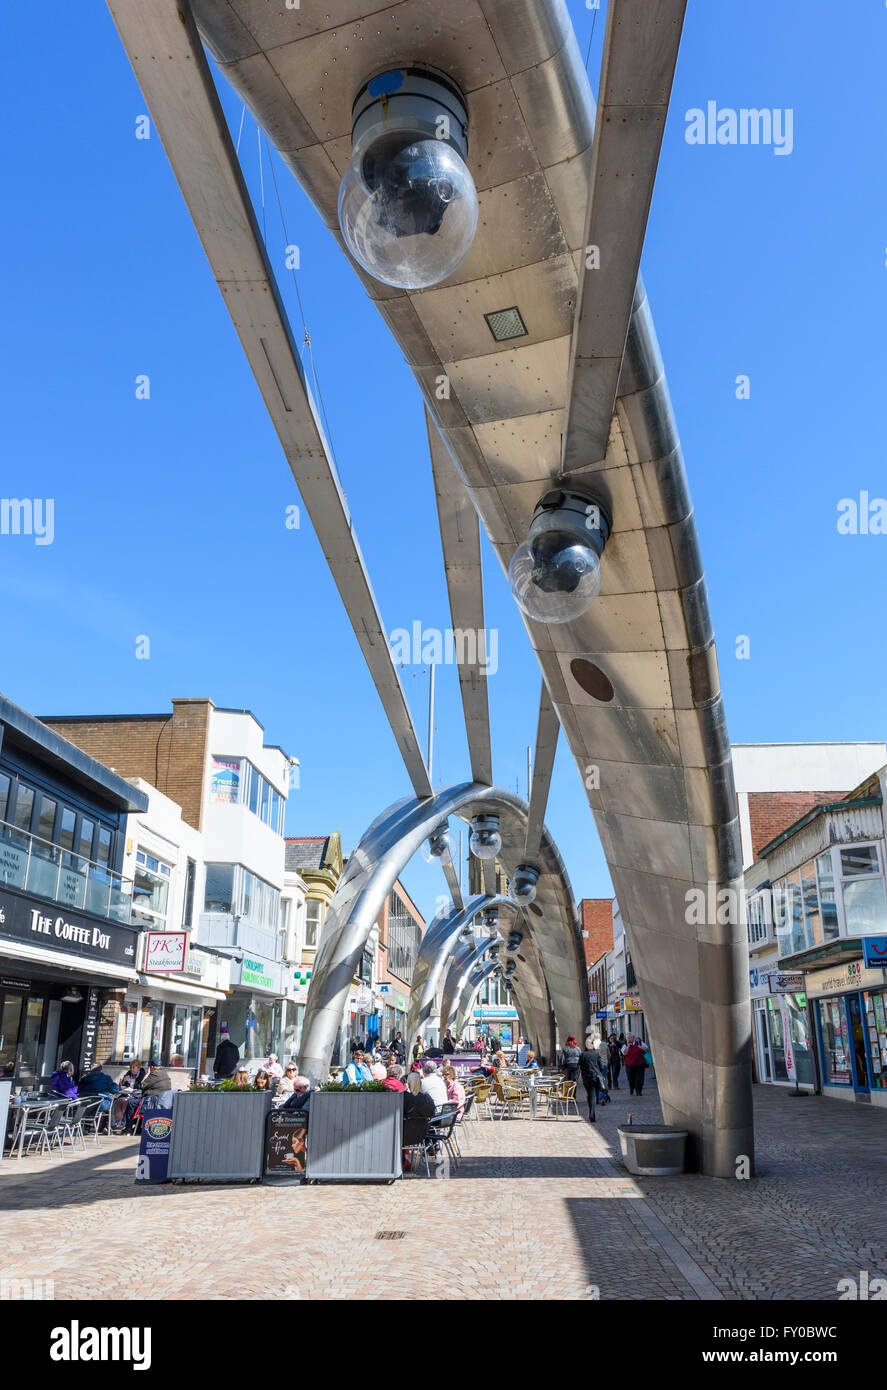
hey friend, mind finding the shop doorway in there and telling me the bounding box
[847,994,871,1094]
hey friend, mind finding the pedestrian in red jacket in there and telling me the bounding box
[623,1037,648,1096]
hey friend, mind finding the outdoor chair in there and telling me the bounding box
[492,1075,526,1120]
[455,1091,475,1146]
[549,1080,579,1119]
[469,1082,494,1121]
[427,1104,460,1169]
[77,1097,109,1144]
[402,1115,432,1178]
[59,1099,90,1152]
[16,1102,66,1159]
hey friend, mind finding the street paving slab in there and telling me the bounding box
[1,1082,884,1301]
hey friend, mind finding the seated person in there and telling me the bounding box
[383,1064,406,1092]
[403,1071,435,1121]
[140,1058,172,1094]
[50,1061,77,1099]
[342,1051,373,1085]
[77,1060,119,1112]
[234,1066,251,1088]
[112,1059,145,1130]
[281,1076,313,1113]
[441,1064,466,1119]
[524,1051,540,1070]
[253,1069,274,1093]
[420,1061,449,1112]
[274,1063,299,1105]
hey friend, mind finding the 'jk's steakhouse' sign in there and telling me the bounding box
[0,889,137,968]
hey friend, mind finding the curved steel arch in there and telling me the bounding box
[439,934,501,1041]
[405,893,500,1053]
[297,782,586,1083]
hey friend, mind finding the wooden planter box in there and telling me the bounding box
[617,1124,688,1176]
[305,1090,403,1183]
[168,1091,272,1181]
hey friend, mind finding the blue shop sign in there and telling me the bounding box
[862,937,887,969]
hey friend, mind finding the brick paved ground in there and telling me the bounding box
[1,1082,884,1301]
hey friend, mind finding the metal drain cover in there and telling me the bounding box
[375,1230,406,1241]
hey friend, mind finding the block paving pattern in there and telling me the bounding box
[1,1083,884,1301]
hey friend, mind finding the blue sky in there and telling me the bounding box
[1,1,885,922]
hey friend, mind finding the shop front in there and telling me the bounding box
[749,966,815,1087]
[116,940,231,1081]
[221,952,284,1063]
[0,883,141,1084]
[806,958,887,1106]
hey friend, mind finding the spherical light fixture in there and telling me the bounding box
[482,908,499,929]
[506,930,523,953]
[424,823,455,863]
[338,67,478,290]
[508,488,611,625]
[508,864,540,907]
[469,813,501,862]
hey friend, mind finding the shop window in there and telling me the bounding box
[169,1005,201,1069]
[817,998,852,1085]
[182,858,196,928]
[766,998,789,1081]
[141,1003,164,1062]
[864,991,887,1091]
[840,845,881,877]
[838,844,887,935]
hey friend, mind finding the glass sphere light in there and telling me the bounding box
[469,814,501,862]
[339,134,478,290]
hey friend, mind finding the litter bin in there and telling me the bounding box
[617,1124,688,1176]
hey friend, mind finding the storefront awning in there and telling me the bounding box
[133,974,228,1006]
[779,938,865,973]
[0,938,139,984]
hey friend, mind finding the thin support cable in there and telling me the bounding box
[264,133,338,462]
[257,126,266,244]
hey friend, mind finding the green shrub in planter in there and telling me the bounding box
[320,1080,387,1093]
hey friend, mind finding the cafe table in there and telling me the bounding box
[6,1097,66,1159]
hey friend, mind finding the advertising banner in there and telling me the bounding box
[135,1093,175,1183]
[264,1108,308,1180]
[145,931,188,973]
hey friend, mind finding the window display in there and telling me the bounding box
[863,991,887,1091]
[817,998,852,1085]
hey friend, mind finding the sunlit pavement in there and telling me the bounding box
[1,1082,885,1301]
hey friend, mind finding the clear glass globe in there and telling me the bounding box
[508,875,538,907]
[469,827,502,861]
[422,826,455,863]
[508,530,603,625]
[338,134,478,290]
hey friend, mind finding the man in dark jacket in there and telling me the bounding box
[281,1076,313,1113]
[579,1040,606,1123]
[78,1061,119,1112]
[213,1027,240,1079]
[607,1033,622,1090]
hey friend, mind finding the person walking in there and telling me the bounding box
[607,1033,622,1090]
[561,1034,581,1085]
[391,1032,406,1064]
[623,1036,648,1096]
[579,1038,605,1122]
[442,1028,456,1055]
[213,1026,240,1079]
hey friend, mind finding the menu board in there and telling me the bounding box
[264,1108,308,1180]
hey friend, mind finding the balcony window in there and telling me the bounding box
[0,774,9,823]
[205,864,234,914]
[37,796,57,843]
[815,852,839,940]
[13,784,35,833]
[132,850,171,929]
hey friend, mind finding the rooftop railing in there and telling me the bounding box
[0,819,133,925]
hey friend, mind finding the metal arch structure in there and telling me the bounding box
[295,782,585,1083]
[438,933,501,1043]
[405,892,507,1052]
[447,933,551,1057]
[454,960,502,1042]
[105,0,754,1174]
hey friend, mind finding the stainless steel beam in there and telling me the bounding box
[426,409,494,788]
[297,781,586,1082]
[562,0,688,470]
[105,0,433,800]
[405,892,501,1052]
[524,682,560,856]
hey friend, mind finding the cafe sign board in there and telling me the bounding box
[0,888,138,968]
[145,931,188,974]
